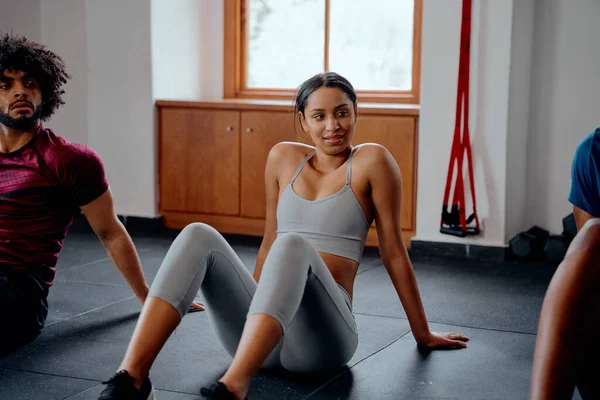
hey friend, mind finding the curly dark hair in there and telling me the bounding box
[0,33,70,121]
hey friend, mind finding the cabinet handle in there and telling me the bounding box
[226,126,233,132]
[246,128,253,133]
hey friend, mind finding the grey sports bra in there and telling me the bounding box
[276,147,371,262]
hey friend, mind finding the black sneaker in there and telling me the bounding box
[200,382,248,399]
[98,370,154,400]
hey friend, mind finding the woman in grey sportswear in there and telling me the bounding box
[98,72,469,400]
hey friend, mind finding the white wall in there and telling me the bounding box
[415,0,514,247]
[40,0,88,145]
[151,0,224,100]
[85,0,156,217]
[526,0,600,234]
[1,0,87,145]
[505,0,535,241]
[417,0,600,243]
[0,0,41,42]
[1,0,155,217]
[197,0,224,100]
[1,0,223,219]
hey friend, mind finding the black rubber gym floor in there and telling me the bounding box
[0,230,583,399]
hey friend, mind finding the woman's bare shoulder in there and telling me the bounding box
[268,141,315,164]
[353,143,401,181]
[353,143,394,163]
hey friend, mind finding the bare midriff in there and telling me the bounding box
[318,252,360,300]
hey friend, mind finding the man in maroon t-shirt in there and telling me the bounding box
[0,34,151,354]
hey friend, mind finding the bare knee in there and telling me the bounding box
[554,244,600,299]
[566,218,600,257]
[580,217,600,237]
[546,219,600,302]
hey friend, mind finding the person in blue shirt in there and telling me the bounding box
[569,128,600,222]
[530,128,600,400]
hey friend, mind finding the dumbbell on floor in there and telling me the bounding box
[509,214,578,262]
[562,213,577,242]
[543,235,569,262]
[542,213,578,263]
[509,226,549,260]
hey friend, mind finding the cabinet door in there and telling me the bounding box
[240,111,297,218]
[352,116,416,230]
[160,108,240,215]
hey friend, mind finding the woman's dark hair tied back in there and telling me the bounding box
[294,72,357,117]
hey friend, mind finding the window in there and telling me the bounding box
[224,0,422,104]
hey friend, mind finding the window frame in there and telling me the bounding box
[223,0,423,104]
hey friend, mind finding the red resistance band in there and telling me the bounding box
[440,0,480,237]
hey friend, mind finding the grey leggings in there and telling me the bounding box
[148,223,358,373]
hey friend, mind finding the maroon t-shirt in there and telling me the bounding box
[0,125,109,288]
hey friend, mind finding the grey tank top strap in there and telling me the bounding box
[290,150,316,184]
[346,147,357,185]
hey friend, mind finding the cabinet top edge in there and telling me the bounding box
[156,99,420,116]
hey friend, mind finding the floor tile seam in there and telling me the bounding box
[58,257,112,273]
[45,296,137,327]
[0,366,98,383]
[352,312,538,336]
[301,330,412,400]
[356,264,382,275]
[58,248,152,273]
[52,280,130,288]
[62,384,102,400]
[0,368,205,399]
[62,381,208,400]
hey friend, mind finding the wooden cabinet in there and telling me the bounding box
[159,109,240,215]
[157,100,419,247]
[241,112,297,218]
[353,115,416,231]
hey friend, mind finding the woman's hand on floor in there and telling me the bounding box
[417,331,469,349]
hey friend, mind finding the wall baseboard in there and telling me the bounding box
[119,215,164,234]
[409,240,507,263]
[69,213,164,235]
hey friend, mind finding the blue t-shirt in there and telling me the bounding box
[569,127,600,217]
